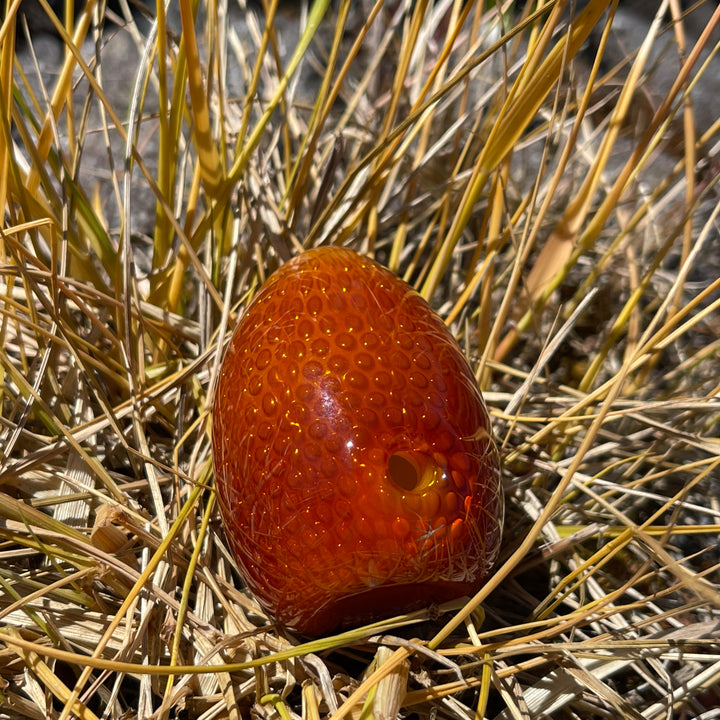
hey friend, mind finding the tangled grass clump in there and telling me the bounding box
[0,0,719,718]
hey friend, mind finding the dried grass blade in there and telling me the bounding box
[23,0,98,195]
[56,479,207,720]
[178,0,223,194]
[161,491,216,708]
[152,0,179,270]
[330,646,412,720]
[226,0,331,189]
[5,628,102,720]
[235,0,280,149]
[570,2,720,280]
[0,0,21,45]
[421,0,610,300]
[286,0,352,225]
[644,659,720,720]
[53,372,94,529]
[0,345,127,505]
[494,652,638,720]
[0,0,17,213]
[302,680,321,720]
[510,0,669,377]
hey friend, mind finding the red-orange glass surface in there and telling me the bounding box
[212,247,503,636]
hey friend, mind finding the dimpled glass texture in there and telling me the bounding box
[212,246,503,636]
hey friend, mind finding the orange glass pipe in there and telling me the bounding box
[212,247,503,635]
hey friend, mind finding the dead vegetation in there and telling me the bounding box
[1,0,719,718]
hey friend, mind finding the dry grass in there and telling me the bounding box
[1,0,719,718]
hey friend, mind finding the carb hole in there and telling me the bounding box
[388,452,420,492]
